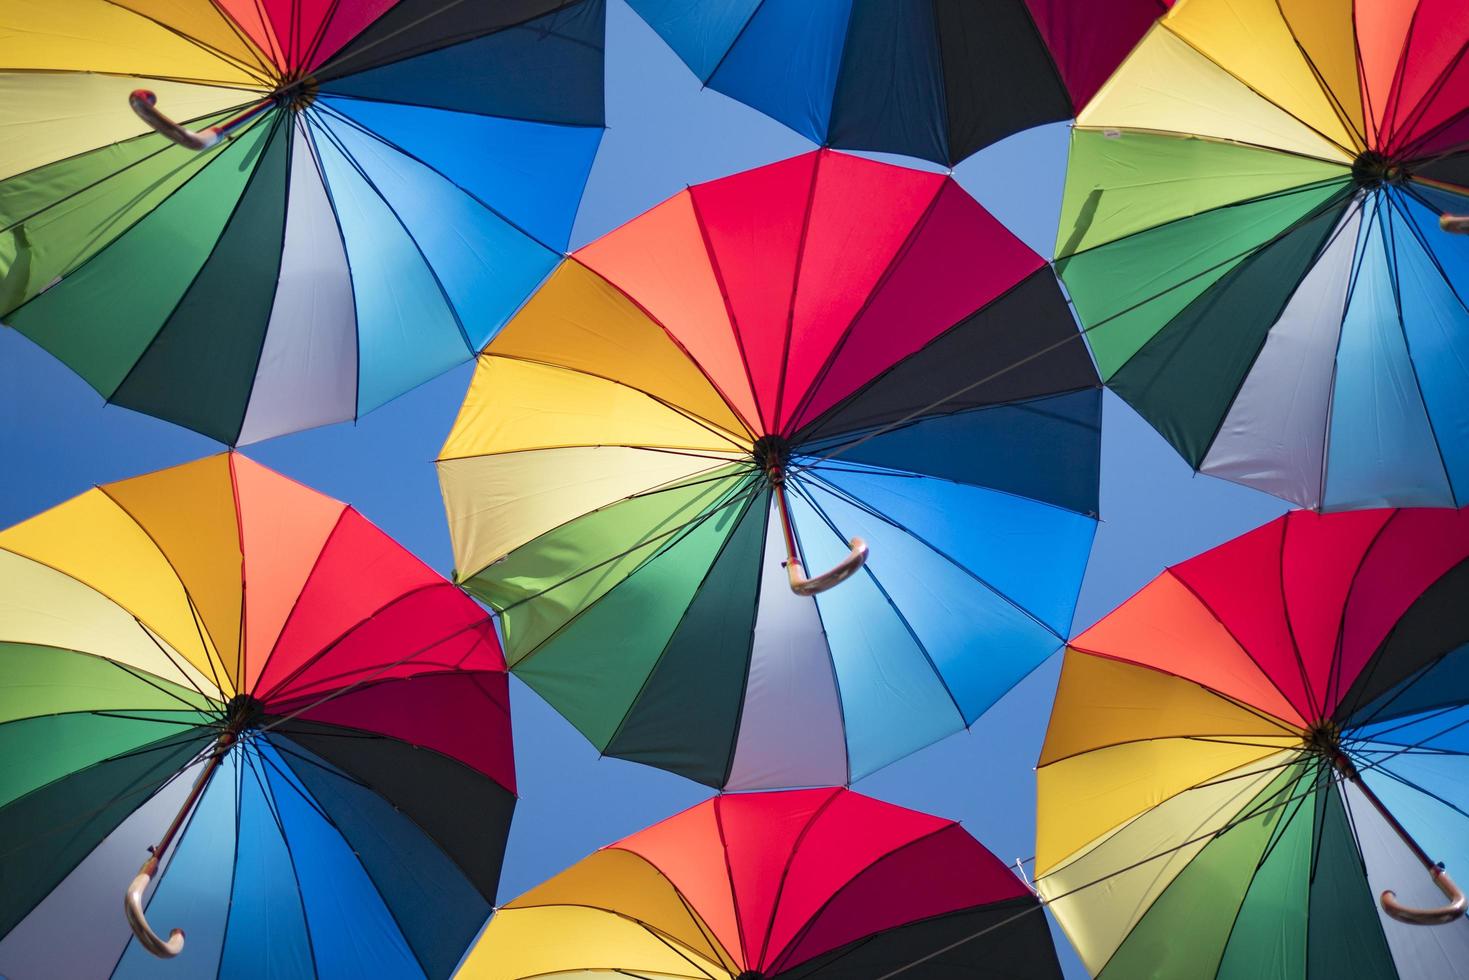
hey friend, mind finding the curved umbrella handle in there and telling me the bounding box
[1440,214,1469,234]
[1382,866,1467,926]
[125,854,185,957]
[129,90,222,151]
[786,537,868,596]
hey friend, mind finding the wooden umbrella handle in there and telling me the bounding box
[1382,866,1467,926]
[124,854,185,957]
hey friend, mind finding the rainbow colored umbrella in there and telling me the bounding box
[0,0,605,444]
[459,787,1060,979]
[0,453,513,979]
[1056,0,1469,510]
[1036,507,1469,978]
[438,149,1100,790]
[628,0,1168,166]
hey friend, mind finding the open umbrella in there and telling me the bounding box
[438,148,1100,790]
[0,453,514,979]
[627,0,1167,167]
[1036,507,1469,978]
[0,0,605,445]
[459,787,1061,979]
[1055,0,1469,510]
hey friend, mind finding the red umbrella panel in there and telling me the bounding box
[0,453,512,978]
[462,788,1062,979]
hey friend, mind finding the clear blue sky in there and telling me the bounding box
[0,3,1291,975]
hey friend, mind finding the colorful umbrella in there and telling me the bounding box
[1036,507,1469,978]
[438,148,1100,790]
[627,0,1167,166]
[0,0,605,445]
[1055,0,1469,510]
[459,787,1061,979]
[0,453,514,979]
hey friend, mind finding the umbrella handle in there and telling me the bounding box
[124,854,185,957]
[786,538,869,596]
[129,90,222,150]
[1440,214,1469,234]
[128,90,276,151]
[1382,866,1467,926]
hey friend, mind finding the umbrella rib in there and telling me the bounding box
[305,110,477,356]
[471,352,752,452]
[870,901,1044,980]
[1360,760,1469,824]
[98,0,277,85]
[780,180,948,439]
[264,739,449,977]
[495,475,763,619]
[797,468,1064,638]
[132,615,220,706]
[787,481,972,736]
[311,99,570,253]
[313,0,595,83]
[0,94,265,235]
[0,729,211,861]
[686,189,767,434]
[241,744,327,978]
[507,477,766,676]
[1394,185,1469,316]
[1381,206,1460,505]
[1384,29,1469,156]
[600,489,762,761]
[452,461,752,587]
[1322,510,1407,719]
[753,790,844,970]
[102,654,219,713]
[1275,15,1369,151]
[769,148,822,433]
[255,613,490,732]
[1164,29,1358,161]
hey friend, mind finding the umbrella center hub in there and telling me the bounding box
[1352,150,1407,188]
[223,694,266,733]
[271,75,318,112]
[735,973,765,980]
[1303,720,1342,759]
[753,435,791,485]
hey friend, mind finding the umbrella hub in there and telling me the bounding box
[753,435,791,484]
[223,693,266,734]
[1302,719,1343,760]
[1352,150,1408,188]
[270,74,319,112]
[735,973,765,980]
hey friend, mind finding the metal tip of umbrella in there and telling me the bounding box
[764,458,867,595]
[1441,214,1469,234]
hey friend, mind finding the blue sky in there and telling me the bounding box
[0,2,1294,975]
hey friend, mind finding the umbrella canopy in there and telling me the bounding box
[460,787,1061,979]
[0,0,605,445]
[0,453,514,980]
[627,0,1168,167]
[1055,0,1469,510]
[1036,507,1469,978]
[438,148,1100,790]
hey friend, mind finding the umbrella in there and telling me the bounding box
[0,453,514,979]
[626,0,1168,166]
[1055,0,1469,510]
[437,148,1101,790]
[458,787,1062,979]
[0,0,606,445]
[1035,507,1469,978]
